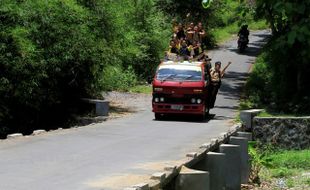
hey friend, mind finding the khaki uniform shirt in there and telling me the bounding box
[210,68,221,83]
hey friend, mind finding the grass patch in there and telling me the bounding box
[270,167,296,178]
[251,146,310,189]
[266,150,310,170]
[128,84,152,94]
[212,22,239,43]
[249,20,269,31]
[212,20,269,43]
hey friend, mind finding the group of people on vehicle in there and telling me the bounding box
[162,22,252,111]
[166,22,207,60]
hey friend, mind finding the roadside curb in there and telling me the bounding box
[32,130,47,135]
[7,133,23,139]
[123,123,244,189]
[1,117,108,141]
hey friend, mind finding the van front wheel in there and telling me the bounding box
[155,113,163,120]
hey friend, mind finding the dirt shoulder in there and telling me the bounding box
[102,91,152,119]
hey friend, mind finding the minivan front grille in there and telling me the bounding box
[153,94,204,104]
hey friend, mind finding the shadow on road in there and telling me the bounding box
[152,112,234,123]
[228,46,262,57]
[153,114,213,124]
[219,71,249,100]
[252,32,272,39]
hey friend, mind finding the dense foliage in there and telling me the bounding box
[245,0,310,113]
[157,0,258,47]
[0,0,170,136]
[157,0,236,27]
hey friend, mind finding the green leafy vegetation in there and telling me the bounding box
[266,150,310,170]
[0,0,111,136]
[0,0,170,136]
[249,143,310,188]
[101,65,138,91]
[242,1,310,115]
[129,85,152,94]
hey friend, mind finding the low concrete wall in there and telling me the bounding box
[81,98,109,116]
[123,124,252,190]
[253,117,310,149]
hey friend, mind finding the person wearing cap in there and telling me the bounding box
[208,61,232,109]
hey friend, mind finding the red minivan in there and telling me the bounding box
[152,60,209,120]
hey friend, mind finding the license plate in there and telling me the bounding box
[171,105,184,110]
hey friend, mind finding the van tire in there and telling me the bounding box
[155,113,163,120]
[199,113,206,121]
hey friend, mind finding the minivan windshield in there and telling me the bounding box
[156,64,202,81]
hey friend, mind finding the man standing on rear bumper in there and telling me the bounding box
[208,61,232,109]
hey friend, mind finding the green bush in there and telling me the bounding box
[0,0,171,136]
[104,0,170,78]
[0,0,112,136]
[245,52,273,107]
[101,65,138,91]
[254,0,310,114]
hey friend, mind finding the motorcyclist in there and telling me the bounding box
[238,25,249,45]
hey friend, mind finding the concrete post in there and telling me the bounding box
[220,144,241,190]
[206,152,226,190]
[229,136,249,184]
[240,109,263,131]
[237,132,253,141]
[95,100,109,116]
[132,183,150,190]
[175,166,210,190]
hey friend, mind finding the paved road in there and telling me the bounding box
[0,30,270,190]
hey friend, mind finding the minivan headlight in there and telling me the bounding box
[191,98,196,104]
[197,99,202,104]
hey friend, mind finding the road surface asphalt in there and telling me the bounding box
[0,30,270,190]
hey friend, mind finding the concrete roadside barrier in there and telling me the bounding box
[240,109,263,130]
[7,133,23,139]
[81,98,110,116]
[229,136,250,184]
[151,172,166,184]
[220,144,241,190]
[175,166,210,190]
[132,183,150,190]
[124,124,253,190]
[32,129,46,135]
[237,131,253,141]
[206,152,226,190]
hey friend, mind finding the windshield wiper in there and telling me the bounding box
[161,74,176,81]
[184,75,194,80]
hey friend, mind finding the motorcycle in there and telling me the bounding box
[238,34,248,53]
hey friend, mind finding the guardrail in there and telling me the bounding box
[124,123,253,190]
